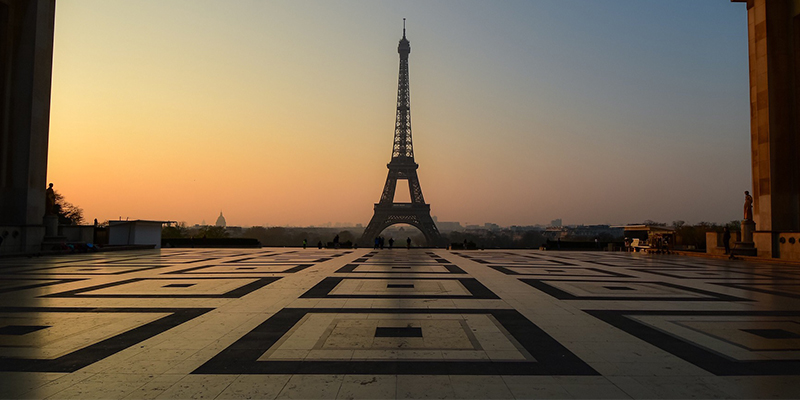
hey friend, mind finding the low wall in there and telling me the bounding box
[162,238,261,248]
[706,231,741,256]
[60,225,95,243]
[712,231,800,260]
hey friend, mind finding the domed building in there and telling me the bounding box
[215,212,226,227]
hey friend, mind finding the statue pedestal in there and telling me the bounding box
[41,215,67,251]
[43,215,58,237]
[741,219,755,243]
[734,219,757,256]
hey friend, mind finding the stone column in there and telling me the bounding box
[0,0,56,253]
[733,0,800,258]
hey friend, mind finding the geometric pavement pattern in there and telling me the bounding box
[2,248,800,398]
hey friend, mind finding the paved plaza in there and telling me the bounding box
[1,248,800,399]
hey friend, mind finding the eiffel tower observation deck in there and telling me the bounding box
[360,20,443,247]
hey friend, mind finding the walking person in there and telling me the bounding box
[723,227,731,255]
[333,234,340,249]
[303,238,307,249]
[388,238,394,249]
[406,237,411,249]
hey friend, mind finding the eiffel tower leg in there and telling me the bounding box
[416,213,443,247]
[379,170,399,205]
[360,212,388,248]
[407,170,426,205]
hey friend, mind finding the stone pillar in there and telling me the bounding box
[733,0,800,258]
[0,0,56,253]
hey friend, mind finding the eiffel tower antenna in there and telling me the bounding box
[360,22,443,247]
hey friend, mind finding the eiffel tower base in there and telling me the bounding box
[360,205,444,248]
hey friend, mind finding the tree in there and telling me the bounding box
[642,220,667,227]
[198,225,228,238]
[726,220,741,232]
[162,222,188,238]
[53,191,84,225]
[337,230,355,244]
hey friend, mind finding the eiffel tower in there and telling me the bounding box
[360,21,443,247]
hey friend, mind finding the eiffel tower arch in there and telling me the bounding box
[360,21,443,247]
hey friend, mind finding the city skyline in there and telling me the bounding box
[47,0,749,228]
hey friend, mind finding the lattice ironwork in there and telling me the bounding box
[361,21,443,247]
[392,32,413,160]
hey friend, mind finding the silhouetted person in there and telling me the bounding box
[303,239,307,249]
[317,240,323,249]
[744,191,754,220]
[333,235,340,249]
[379,236,385,249]
[723,227,731,255]
[93,218,98,226]
[388,238,394,249]
[374,237,380,249]
[463,239,468,250]
[45,183,55,215]
[406,237,411,249]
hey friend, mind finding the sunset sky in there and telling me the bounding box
[48,0,750,228]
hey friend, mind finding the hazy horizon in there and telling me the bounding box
[48,0,750,228]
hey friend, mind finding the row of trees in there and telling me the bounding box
[241,227,356,247]
[162,223,228,239]
[159,221,739,250]
[446,230,547,249]
[159,225,550,249]
[642,220,741,250]
[161,224,360,247]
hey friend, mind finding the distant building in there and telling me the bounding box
[436,221,464,232]
[431,216,463,232]
[484,223,500,231]
[543,227,567,240]
[215,212,226,227]
[509,225,544,232]
[550,219,562,227]
[568,224,623,238]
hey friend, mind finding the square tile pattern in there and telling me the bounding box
[196,308,595,375]
[3,248,800,399]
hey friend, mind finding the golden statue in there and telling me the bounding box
[744,190,753,221]
[45,183,55,215]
